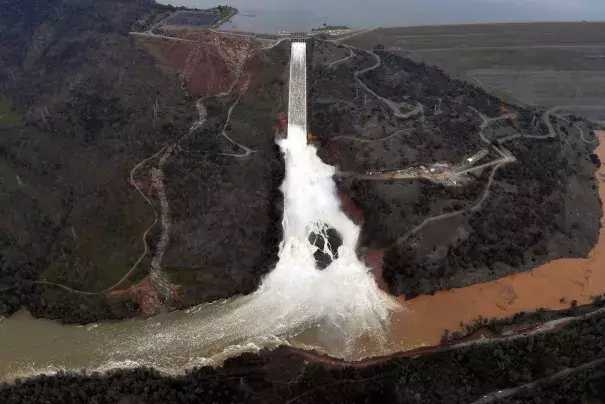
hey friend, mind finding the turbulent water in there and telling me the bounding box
[0,42,397,382]
[269,42,398,346]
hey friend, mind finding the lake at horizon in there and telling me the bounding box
[157,0,605,33]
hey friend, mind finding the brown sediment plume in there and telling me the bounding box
[292,313,578,368]
[297,133,605,360]
[376,132,605,354]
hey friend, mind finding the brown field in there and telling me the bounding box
[345,22,605,109]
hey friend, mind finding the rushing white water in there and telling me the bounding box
[0,41,398,381]
[126,41,398,360]
[272,42,399,344]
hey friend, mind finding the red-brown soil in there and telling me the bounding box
[106,276,181,316]
[384,132,605,352]
[295,134,605,361]
[135,30,261,96]
[338,190,365,225]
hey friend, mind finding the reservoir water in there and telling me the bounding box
[158,0,605,33]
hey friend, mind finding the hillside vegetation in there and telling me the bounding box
[308,41,601,298]
[0,0,285,322]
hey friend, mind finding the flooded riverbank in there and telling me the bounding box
[0,42,603,381]
[297,131,605,359]
[1,127,603,380]
[1,125,603,380]
[389,132,605,349]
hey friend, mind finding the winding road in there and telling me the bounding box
[21,29,605,384]
[352,49,424,119]
[554,110,598,144]
[303,32,605,393]
[320,35,425,121]
[219,83,257,158]
[470,356,605,404]
[317,36,523,251]
[332,128,409,143]
[35,146,170,296]
[38,31,260,296]
[371,106,519,248]
[328,49,354,68]
[386,160,506,248]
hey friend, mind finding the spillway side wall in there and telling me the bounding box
[288,42,307,136]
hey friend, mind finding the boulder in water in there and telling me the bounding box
[308,226,343,270]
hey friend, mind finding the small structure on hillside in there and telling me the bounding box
[465,148,489,165]
[277,32,309,42]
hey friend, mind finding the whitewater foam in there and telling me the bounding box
[0,42,399,382]
[123,41,398,358]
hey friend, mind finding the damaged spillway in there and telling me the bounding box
[0,41,398,381]
[261,40,399,351]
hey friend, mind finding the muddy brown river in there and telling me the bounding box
[1,127,604,381]
[325,131,605,358]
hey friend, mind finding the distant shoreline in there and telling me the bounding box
[214,6,238,29]
[215,17,604,36]
[161,1,605,36]
[375,19,605,30]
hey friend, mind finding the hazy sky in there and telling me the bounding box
[159,0,605,28]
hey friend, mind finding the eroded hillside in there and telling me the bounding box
[0,0,287,322]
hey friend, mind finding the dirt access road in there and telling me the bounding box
[293,129,605,361]
[341,22,605,109]
[372,131,605,359]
